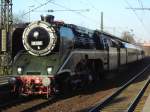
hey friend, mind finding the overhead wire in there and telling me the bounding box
[137,0,145,20]
[34,9,89,13]
[137,0,144,9]
[84,0,99,12]
[22,0,99,27]
[83,0,120,33]
[125,0,143,23]
[79,0,103,29]
[22,0,53,17]
[124,0,150,37]
[49,1,99,26]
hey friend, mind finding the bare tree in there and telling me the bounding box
[13,11,27,24]
[121,31,135,43]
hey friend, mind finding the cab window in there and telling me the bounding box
[59,26,74,50]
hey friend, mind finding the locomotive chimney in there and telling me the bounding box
[41,15,54,23]
[41,15,44,21]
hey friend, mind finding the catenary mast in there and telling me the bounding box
[0,0,13,75]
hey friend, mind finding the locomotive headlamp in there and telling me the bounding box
[47,67,53,74]
[42,77,51,86]
[33,31,39,38]
[17,67,23,74]
[8,77,16,84]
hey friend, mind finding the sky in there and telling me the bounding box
[13,0,150,43]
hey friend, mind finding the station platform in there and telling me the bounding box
[142,93,150,112]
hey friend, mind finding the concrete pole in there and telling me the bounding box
[101,12,104,32]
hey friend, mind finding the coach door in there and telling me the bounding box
[107,38,118,70]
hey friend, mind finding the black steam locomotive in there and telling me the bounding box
[9,15,144,98]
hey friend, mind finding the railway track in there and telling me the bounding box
[0,96,50,112]
[0,59,149,112]
[89,63,150,112]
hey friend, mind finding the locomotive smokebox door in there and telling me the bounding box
[22,21,57,56]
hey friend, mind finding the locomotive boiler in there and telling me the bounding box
[9,15,144,98]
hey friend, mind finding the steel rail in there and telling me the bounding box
[0,96,40,110]
[126,76,150,112]
[89,64,150,112]
[0,98,27,110]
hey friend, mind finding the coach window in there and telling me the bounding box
[59,27,74,51]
